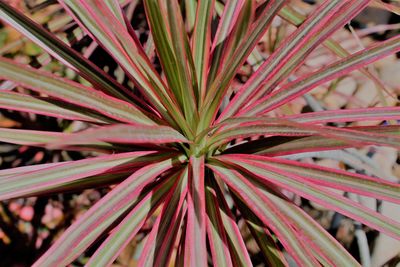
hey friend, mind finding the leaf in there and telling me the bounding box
[62,0,191,135]
[199,0,284,130]
[138,168,188,267]
[206,184,233,267]
[262,190,360,267]
[49,124,189,149]
[244,35,400,116]
[191,0,215,101]
[0,151,169,200]
[208,0,254,86]
[184,155,207,266]
[32,157,183,267]
[144,0,198,124]
[0,57,155,125]
[234,154,400,204]
[223,126,400,156]
[279,4,395,108]
[0,128,70,146]
[217,155,400,240]
[208,162,319,266]
[0,91,107,123]
[0,2,142,104]
[208,119,400,151]
[232,193,288,267]
[86,170,182,267]
[219,0,368,121]
[281,106,400,124]
[208,179,252,267]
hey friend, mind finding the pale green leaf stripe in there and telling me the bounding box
[209,163,317,267]
[144,0,184,103]
[262,190,360,267]
[251,35,400,115]
[0,152,166,200]
[210,179,252,267]
[208,124,313,151]
[0,92,107,123]
[63,1,190,134]
[208,0,245,84]
[169,0,199,117]
[256,126,400,156]
[141,168,188,266]
[0,128,64,145]
[230,159,400,238]
[218,0,345,121]
[0,59,155,125]
[33,157,183,267]
[199,0,284,129]
[258,159,400,203]
[52,124,189,148]
[206,186,233,267]
[185,156,207,266]
[192,0,214,98]
[185,0,197,32]
[0,2,134,103]
[86,172,180,266]
[232,194,287,267]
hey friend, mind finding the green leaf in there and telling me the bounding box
[0,58,155,125]
[208,162,319,266]
[33,157,183,266]
[0,152,169,200]
[86,170,182,266]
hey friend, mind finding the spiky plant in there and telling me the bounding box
[1,0,400,266]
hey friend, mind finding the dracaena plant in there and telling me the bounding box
[1,0,400,266]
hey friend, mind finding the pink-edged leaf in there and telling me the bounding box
[217,155,400,240]
[231,154,400,204]
[231,193,288,267]
[222,126,400,156]
[48,124,189,149]
[199,0,284,129]
[86,170,182,266]
[191,0,215,101]
[144,0,198,123]
[0,91,107,123]
[205,184,233,267]
[209,179,253,267]
[184,155,207,266]
[33,156,183,267]
[219,0,367,121]
[281,106,400,124]
[0,2,142,105]
[208,119,400,151]
[262,190,360,267]
[138,168,188,267]
[208,162,319,266]
[60,0,191,136]
[0,128,67,146]
[279,4,395,106]
[0,57,155,125]
[0,162,63,178]
[61,0,191,135]
[0,151,170,200]
[176,223,187,267]
[208,0,253,86]
[244,34,400,116]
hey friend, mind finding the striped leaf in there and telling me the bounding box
[0,58,155,125]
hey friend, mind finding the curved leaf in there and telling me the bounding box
[0,91,107,123]
[0,58,155,125]
[33,157,183,267]
[0,151,169,200]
